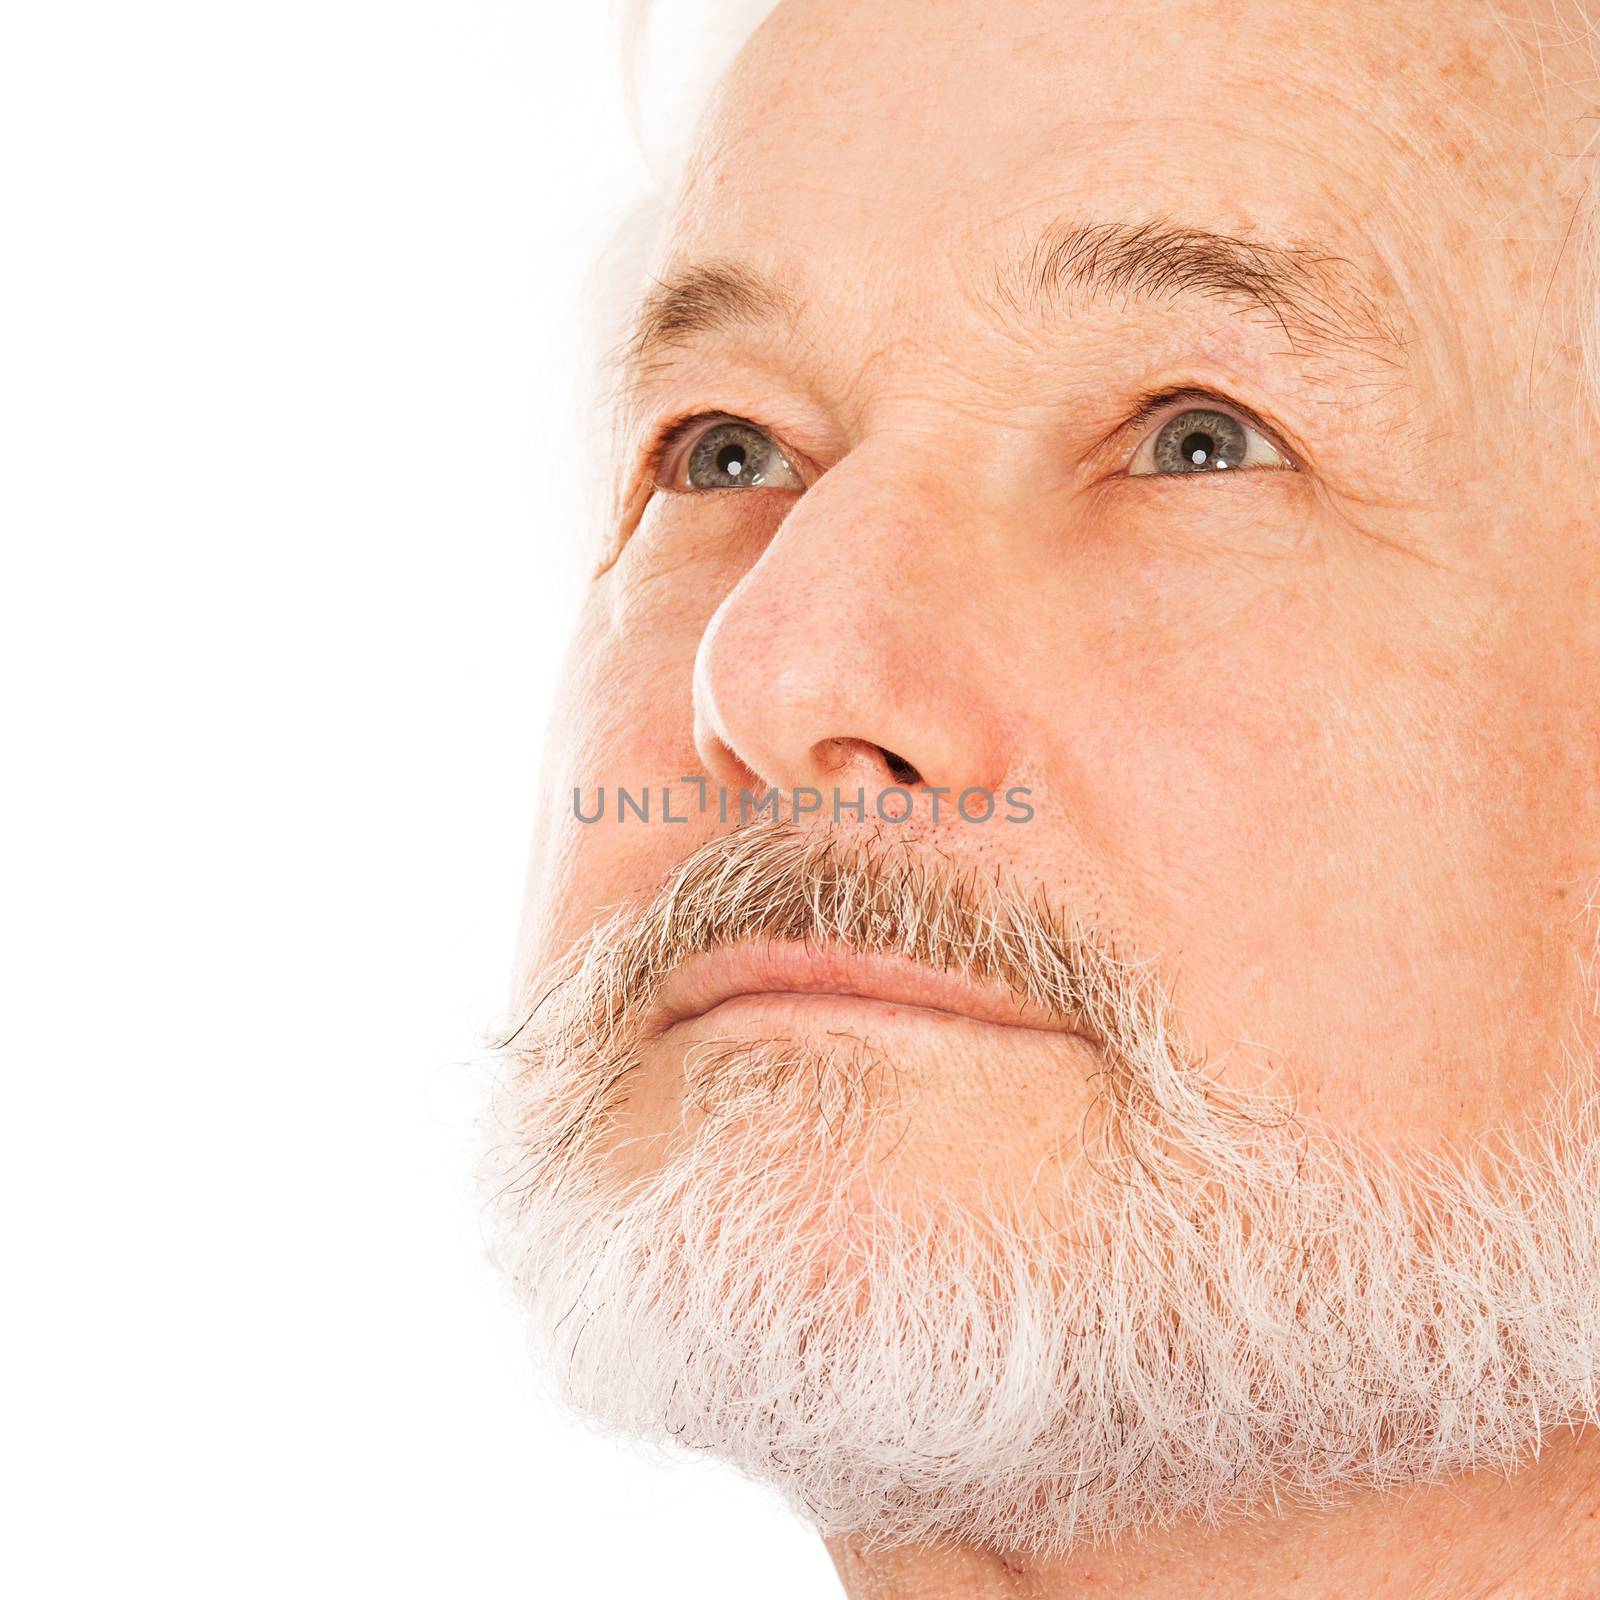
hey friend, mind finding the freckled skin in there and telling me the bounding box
[516,0,1600,1594]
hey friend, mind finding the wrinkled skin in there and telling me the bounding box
[513,0,1600,1593]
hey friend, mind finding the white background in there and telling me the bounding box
[3,1,840,1594]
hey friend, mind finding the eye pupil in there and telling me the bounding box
[717,444,746,478]
[1182,431,1213,465]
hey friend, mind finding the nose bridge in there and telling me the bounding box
[691,445,1015,799]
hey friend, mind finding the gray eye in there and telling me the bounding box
[1129,406,1289,476]
[685,421,801,490]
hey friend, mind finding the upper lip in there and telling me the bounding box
[645,940,1094,1040]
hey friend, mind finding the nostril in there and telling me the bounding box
[880,747,924,787]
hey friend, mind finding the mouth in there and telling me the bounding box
[644,940,1098,1043]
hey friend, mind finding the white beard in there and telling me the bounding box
[479,831,1600,1557]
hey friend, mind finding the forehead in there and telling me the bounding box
[686,0,1537,197]
[659,0,1564,342]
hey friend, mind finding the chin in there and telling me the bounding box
[481,1023,1600,1559]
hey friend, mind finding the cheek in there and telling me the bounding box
[515,603,697,977]
[1064,575,1336,933]
[1046,531,1353,880]
[514,497,784,976]
[573,499,771,769]
[1029,536,1576,1133]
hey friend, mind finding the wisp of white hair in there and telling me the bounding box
[478,826,1600,1557]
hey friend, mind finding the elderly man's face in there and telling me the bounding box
[492,0,1600,1568]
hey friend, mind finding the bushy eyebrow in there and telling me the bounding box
[998,215,1410,370]
[607,257,803,403]
[606,214,1411,415]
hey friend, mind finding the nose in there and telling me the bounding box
[691,449,1016,807]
